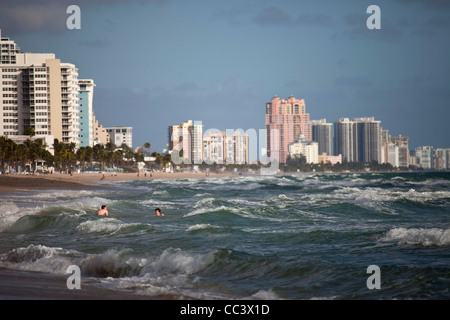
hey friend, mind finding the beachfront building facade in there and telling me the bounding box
[60,63,80,145]
[334,118,354,162]
[311,119,332,156]
[93,115,110,146]
[288,133,319,164]
[168,120,204,164]
[334,117,381,163]
[414,146,434,169]
[225,130,249,165]
[390,135,409,168]
[202,130,249,165]
[203,130,225,164]
[353,117,381,163]
[265,95,312,164]
[105,126,133,149]
[434,148,450,170]
[318,153,342,165]
[78,79,95,147]
[0,29,110,149]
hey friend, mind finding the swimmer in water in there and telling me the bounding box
[155,208,164,216]
[96,205,109,216]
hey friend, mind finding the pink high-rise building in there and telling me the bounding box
[265,95,311,163]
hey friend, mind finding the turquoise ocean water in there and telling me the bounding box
[0,172,449,299]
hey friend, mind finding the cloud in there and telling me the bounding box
[252,7,292,26]
[252,7,333,28]
[393,0,450,9]
[331,14,402,42]
[0,0,167,35]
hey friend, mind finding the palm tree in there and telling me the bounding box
[24,126,35,138]
[144,142,151,155]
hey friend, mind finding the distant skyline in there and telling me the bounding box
[2,0,449,151]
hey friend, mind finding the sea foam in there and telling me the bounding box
[380,227,450,246]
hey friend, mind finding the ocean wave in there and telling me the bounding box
[380,227,450,246]
[301,186,450,207]
[0,201,39,232]
[184,205,241,217]
[76,218,149,235]
[186,223,219,232]
[0,245,214,279]
[0,244,80,274]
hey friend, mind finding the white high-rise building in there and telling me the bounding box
[105,126,133,149]
[415,146,434,169]
[0,29,80,146]
[288,133,319,164]
[434,148,450,170]
[168,120,203,164]
[78,79,95,147]
[60,63,79,145]
[202,129,249,165]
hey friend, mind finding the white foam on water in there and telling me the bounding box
[380,227,450,246]
[186,223,218,232]
[0,244,80,274]
[143,248,215,276]
[246,289,282,300]
[184,205,241,217]
[76,218,144,235]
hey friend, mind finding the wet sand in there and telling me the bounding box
[0,171,237,193]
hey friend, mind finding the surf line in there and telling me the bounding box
[180,304,214,318]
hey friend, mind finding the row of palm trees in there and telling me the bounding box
[0,136,149,173]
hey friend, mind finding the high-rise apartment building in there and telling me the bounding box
[105,126,133,149]
[60,63,80,145]
[203,130,225,164]
[390,135,409,168]
[353,117,381,163]
[0,30,80,145]
[334,118,354,162]
[168,120,203,164]
[334,117,381,163]
[202,130,249,165]
[311,119,332,156]
[78,79,95,147]
[265,95,311,164]
[225,130,249,165]
[415,146,434,169]
[434,148,450,170]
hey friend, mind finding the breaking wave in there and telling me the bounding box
[380,227,450,246]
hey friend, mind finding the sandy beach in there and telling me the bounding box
[0,171,238,193]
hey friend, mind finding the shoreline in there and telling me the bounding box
[0,171,238,193]
[0,169,440,193]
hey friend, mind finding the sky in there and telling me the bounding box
[1,0,449,152]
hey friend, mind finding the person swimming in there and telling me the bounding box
[155,208,164,216]
[97,205,109,216]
